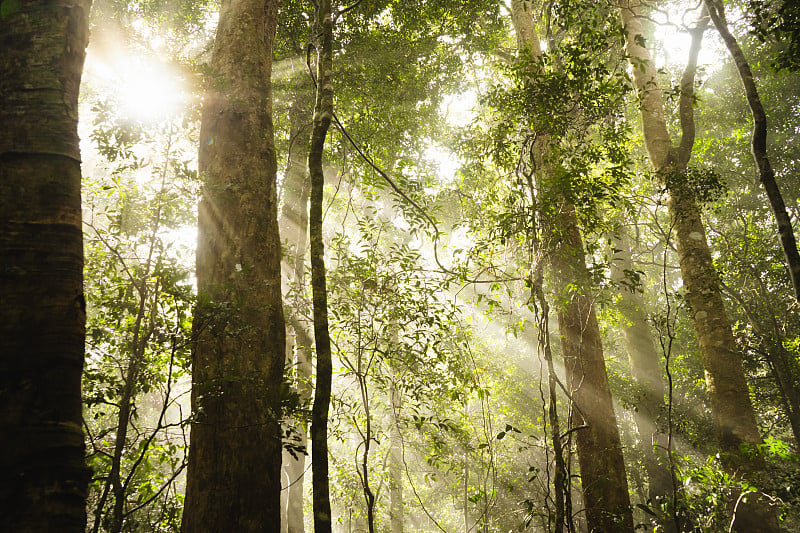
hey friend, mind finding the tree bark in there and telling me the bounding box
[618,2,781,530]
[551,210,635,533]
[309,0,335,531]
[510,2,634,531]
[181,0,286,530]
[704,0,800,303]
[0,0,91,530]
[609,230,674,506]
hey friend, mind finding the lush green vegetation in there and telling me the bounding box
[4,0,800,531]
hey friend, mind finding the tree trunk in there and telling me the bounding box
[618,0,763,464]
[703,0,800,303]
[725,285,800,446]
[609,230,674,505]
[551,210,634,533]
[531,274,569,532]
[288,322,313,533]
[181,0,286,530]
[309,0,335,531]
[389,382,404,533]
[510,2,634,530]
[618,3,781,530]
[0,1,91,530]
[281,64,314,533]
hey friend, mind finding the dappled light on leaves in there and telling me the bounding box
[13,0,798,531]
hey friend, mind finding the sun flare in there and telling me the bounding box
[85,29,188,123]
[115,59,186,122]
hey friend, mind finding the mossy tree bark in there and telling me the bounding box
[0,1,91,529]
[510,2,634,531]
[181,0,286,530]
[618,2,781,530]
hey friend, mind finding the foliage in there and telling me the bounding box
[64,0,800,530]
[748,0,800,72]
[664,165,728,204]
[82,81,198,532]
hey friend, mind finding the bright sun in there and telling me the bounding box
[85,29,188,123]
[651,6,724,70]
[115,59,186,122]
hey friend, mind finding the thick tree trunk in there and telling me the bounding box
[0,1,91,530]
[182,0,286,530]
[703,0,800,303]
[510,2,633,530]
[309,1,335,531]
[618,3,781,530]
[551,210,634,533]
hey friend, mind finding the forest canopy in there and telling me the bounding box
[1,0,800,531]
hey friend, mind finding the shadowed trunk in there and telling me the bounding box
[280,64,314,533]
[181,0,286,530]
[0,0,92,529]
[309,0,335,531]
[609,230,674,507]
[389,382,404,533]
[551,209,634,533]
[703,0,800,303]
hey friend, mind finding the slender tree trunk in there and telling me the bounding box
[609,230,674,506]
[102,184,168,533]
[0,1,91,529]
[510,2,634,530]
[762,338,800,445]
[359,369,376,533]
[463,458,472,533]
[182,0,286,530]
[280,66,314,533]
[104,286,154,533]
[389,382,404,533]
[704,0,800,303]
[531,274,569,532]
[618,3,781,530]
[309,0,335,531]
[724,284,800,446]
[289,322,313,533]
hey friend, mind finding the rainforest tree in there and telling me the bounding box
[0,0,92,529]
[507,2,634,530]
[181,0,286,530]
[7,0,800,530]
